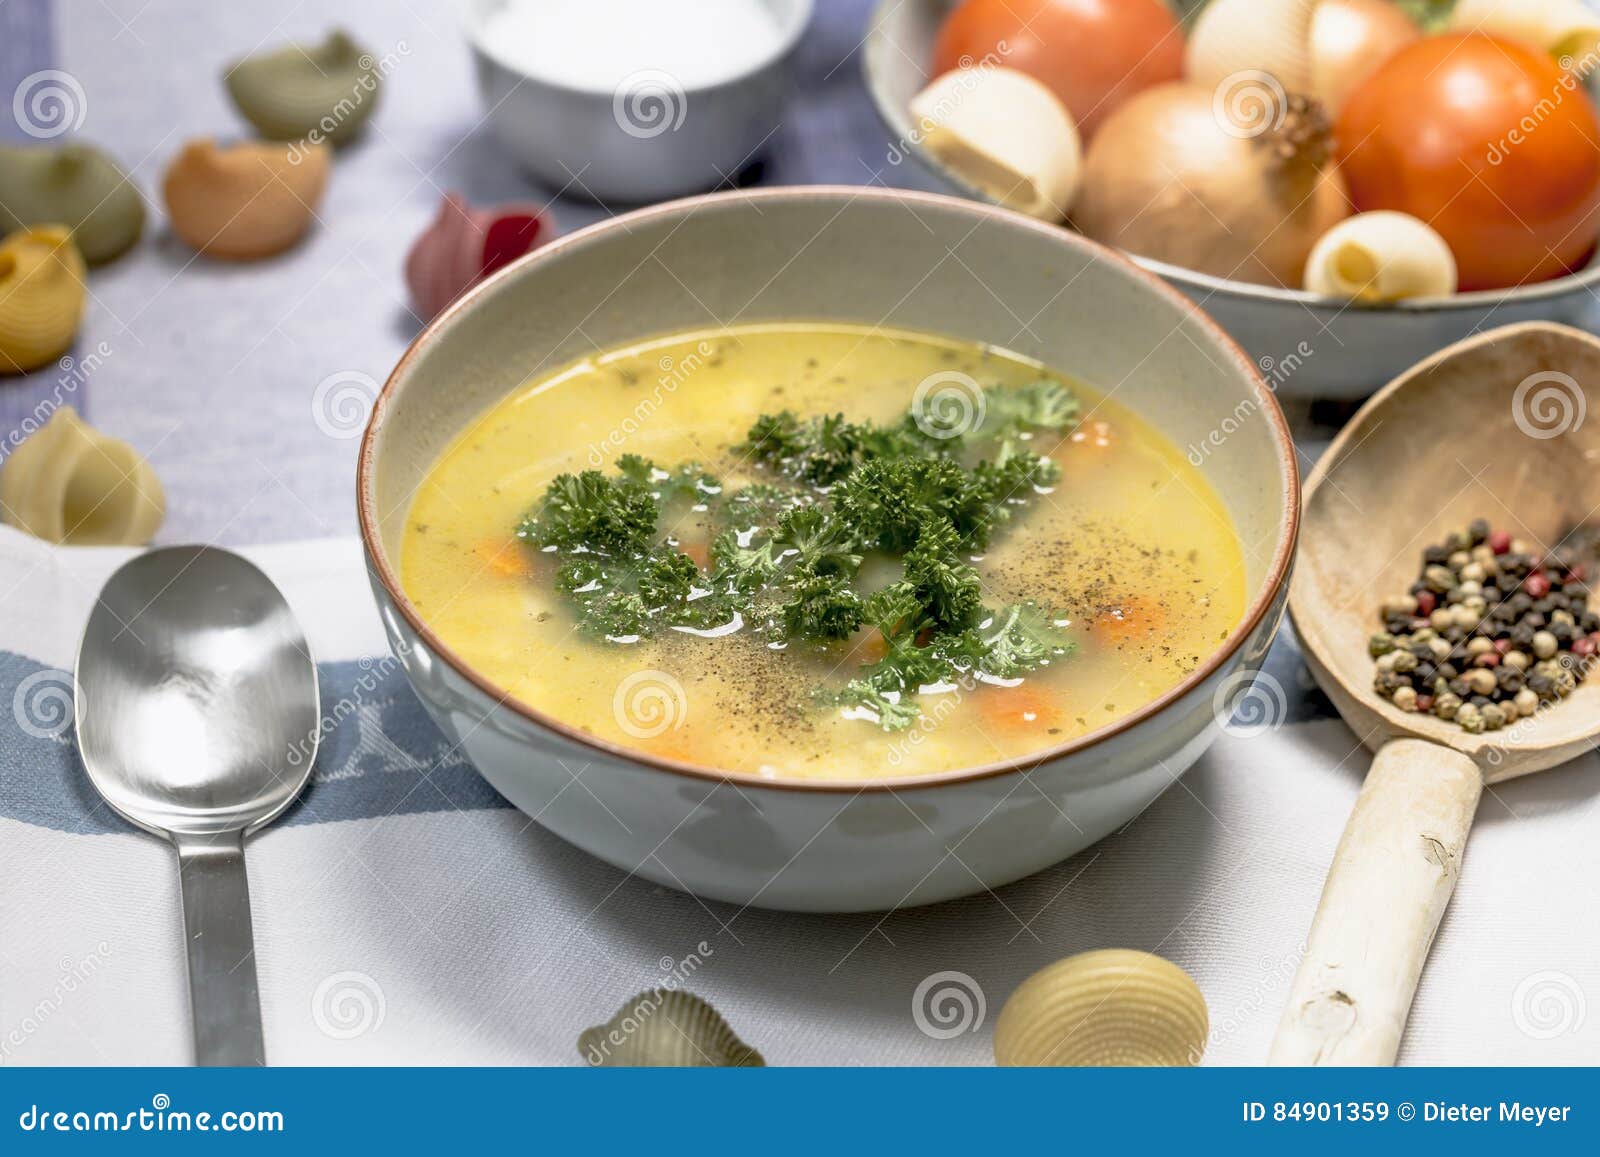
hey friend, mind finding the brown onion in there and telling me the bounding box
[1072,82,1349,288]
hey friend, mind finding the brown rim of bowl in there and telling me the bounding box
[357,184,1300,794]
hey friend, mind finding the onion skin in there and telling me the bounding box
[1312,0,1420,115]
[1073,82,1349,287]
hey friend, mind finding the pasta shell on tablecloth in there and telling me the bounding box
[0,143,145,265]
[578,990,764,1067]
[225,29,383,146]
[404,192,552,322]
[1186,0,1318,95]
[0,225,87,375]
[161,138,329,261]
[993,949,1209,1067]
[0,406,165,546]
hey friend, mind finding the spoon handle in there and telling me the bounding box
[1270,738,1481,1065]
[175,832,266,1066]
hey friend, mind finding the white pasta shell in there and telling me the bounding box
[0,405,164,545]
[1451,0,1600,69]
[578,990,764,1067]
[909,66,1082,222]
[993,949,1209,1067]
[1303,211,1458,301]
[1186,0,1318,95]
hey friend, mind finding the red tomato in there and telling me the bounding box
[932,0,1184,139]
[1337,32,1600,291]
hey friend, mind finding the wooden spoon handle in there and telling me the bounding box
[1270,737,1481,1065]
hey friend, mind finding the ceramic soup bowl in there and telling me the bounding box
[358,187,1298,912]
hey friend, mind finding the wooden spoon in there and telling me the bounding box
[1272,321,1600,1065]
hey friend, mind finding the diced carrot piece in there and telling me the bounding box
[472,538,535,579]
[847,629,889,665]
[1089,595,1169,645]
[977,684,1064,731]
[678,539,710,569]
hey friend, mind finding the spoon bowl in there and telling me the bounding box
[1273,322,1600,1065]
[76,545,319,1065]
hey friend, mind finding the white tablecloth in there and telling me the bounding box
[2,528,1596,1066]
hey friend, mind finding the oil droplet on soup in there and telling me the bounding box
[400,324,1247,781]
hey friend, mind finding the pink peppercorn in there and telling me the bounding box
[1525,572,1551,598]
[1415,590,1437,616]
[1416,694,1434,712]
[1489,530,1511,554]
[1574,636,1596,658]
[1494,638,1512,654]
[1473,653,1500,668]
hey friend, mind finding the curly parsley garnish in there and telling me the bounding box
[515,378,1080,729]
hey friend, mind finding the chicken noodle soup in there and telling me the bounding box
[401,324,1246,780]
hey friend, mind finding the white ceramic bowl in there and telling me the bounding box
[863,0,1600,399]
[462,0,812,203]
[358,186,1298,912]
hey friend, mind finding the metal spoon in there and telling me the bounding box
[75,545,319,1066]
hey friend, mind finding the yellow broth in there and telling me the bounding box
[399,324,1246,781]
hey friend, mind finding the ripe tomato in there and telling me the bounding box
[1337,32,1600,291]
[932,0,1184,139]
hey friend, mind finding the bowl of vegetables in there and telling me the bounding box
[865,0,1600,397]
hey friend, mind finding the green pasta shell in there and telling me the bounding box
[579,990,764,1067]
[224,29,382,146]
[0,144,145,265]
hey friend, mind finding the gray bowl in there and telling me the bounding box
[358,186,1298,910]
[863,0,1600,399]
[463,0,812,203]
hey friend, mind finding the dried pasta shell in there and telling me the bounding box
[0,226,87,375]
[993,949,1208,1067]
[909,67,1082,222]
[0,406,165,545]
[0,144,145,265]
[578,990,763,1067]
[225,29,382,146]
[403,193,553,322]
[1186,0,1318,95]
[1451,0,1600,69]
[162,138,329,261]
[1304,211,1458,301]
